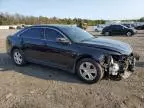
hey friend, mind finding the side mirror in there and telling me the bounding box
[56,38,70,44]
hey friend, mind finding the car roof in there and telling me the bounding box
[27,24,75,30]
[15,24,75,36]
[110,24,122,26]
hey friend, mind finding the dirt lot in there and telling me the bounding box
[0,29,144,108]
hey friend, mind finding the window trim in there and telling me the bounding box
[18,27,45,40]
[44,27,71,43]
[18,26,71,43]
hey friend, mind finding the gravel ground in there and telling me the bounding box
[0,29,144,108]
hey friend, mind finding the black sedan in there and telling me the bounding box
[135,24,144,30]
[102,24,136,36]
[6,25,139,83]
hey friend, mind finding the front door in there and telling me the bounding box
[42,28,76,68]
[112,25,123,35]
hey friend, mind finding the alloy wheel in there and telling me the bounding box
[105,32,109,36]
[127,32,132,36]
[13,51,23,65]
[79,62,97,81]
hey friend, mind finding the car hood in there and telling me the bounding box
[80,37,132,55]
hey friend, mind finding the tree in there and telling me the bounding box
[0,12,106,26]
[139,17,144,22]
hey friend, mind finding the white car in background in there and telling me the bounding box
[94,24,106,32]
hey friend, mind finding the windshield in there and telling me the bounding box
[60,26,95,43]
[121,25,129,28]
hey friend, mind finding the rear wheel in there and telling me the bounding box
[12,49,26,66]
[76,58,103,84]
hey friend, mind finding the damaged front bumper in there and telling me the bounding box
[103,52,140,79]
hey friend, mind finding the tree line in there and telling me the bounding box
[0,12,105,26]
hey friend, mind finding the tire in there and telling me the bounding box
[104,31,110,36]
[76,58,103,84]
[126,31,132,36]
[12,49,26,66]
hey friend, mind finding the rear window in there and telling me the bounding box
[20,28,44,39]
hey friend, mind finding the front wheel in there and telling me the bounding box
[76,58,103,84]
[12,49,26,66]
[126,31,132,36]
[104,31,110,36]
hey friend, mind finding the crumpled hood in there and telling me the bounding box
[80,37,132,55]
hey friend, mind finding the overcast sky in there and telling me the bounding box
[0,0,143,20]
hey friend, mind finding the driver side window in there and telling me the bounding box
[45,28,63,41]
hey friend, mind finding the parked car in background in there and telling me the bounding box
[6,25,139,83]
[94,24,106,32]
[135,24,144,30]
[122,24,135,28]
[77,22,87,30]
[102,24,136,36]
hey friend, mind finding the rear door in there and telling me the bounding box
[20,27,46,61]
